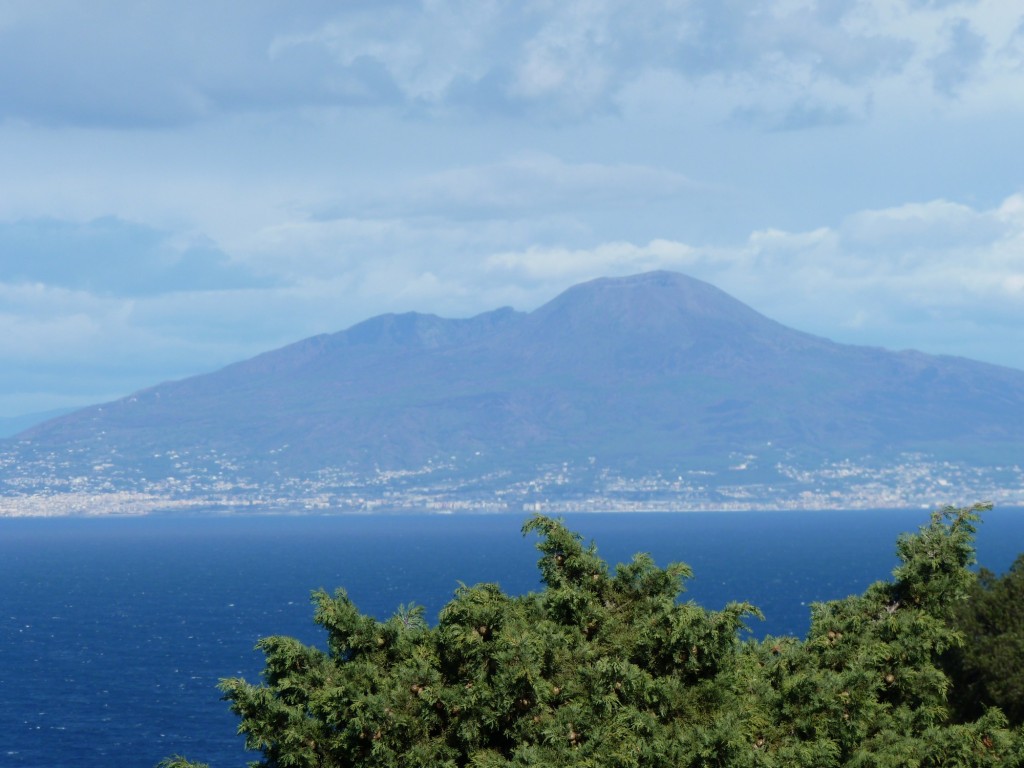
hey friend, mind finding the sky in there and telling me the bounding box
[1,0,1023,417]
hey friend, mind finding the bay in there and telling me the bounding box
[1,508,1022,768]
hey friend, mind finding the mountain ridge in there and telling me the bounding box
[5,270,1024,513]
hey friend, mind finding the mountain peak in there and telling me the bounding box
[8,270,1024,491]
[524,270,801,355]
[540,271,757,319]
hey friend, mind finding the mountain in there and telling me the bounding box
[5,271,1024,513]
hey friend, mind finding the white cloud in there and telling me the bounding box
[0,285,110,362]
[0,217,263,296]
[841,200,1004,250]
[484,240,697,285]
[928,17,987,95]
[2,192,1023,416]
[456,195,1024,367]
[245,193,1024,363]
[2,2,1024,416]
[0,1,1020,127]
[319,153,702,220]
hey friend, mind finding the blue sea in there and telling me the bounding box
[2,509,1022,768]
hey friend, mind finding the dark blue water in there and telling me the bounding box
[1,509,1022,768]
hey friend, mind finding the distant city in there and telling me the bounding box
[2,444,1021,516]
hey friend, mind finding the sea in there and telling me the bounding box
[1,508,1022,768]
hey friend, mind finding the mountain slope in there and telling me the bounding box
[12,271,1024,477]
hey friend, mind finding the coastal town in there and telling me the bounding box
[2,443,1021,517]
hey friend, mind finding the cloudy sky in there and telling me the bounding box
[1,0,1023,417]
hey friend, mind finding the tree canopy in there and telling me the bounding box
[162,503,1024,768]
[944,551,1024,727]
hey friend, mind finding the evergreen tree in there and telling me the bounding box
[745,503,1019,767]
[944,552,1024,726]
[163,503,1024,768]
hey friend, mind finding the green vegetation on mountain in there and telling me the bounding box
[163,503,1024,767]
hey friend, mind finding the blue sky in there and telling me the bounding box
[1,0,1023,416]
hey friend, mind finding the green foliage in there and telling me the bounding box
[164,502,1024,768]
[156,757,210,768]
[944,550,1024,725]
[743,503,1012,767]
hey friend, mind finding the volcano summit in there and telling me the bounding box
[4,272,1024,514]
